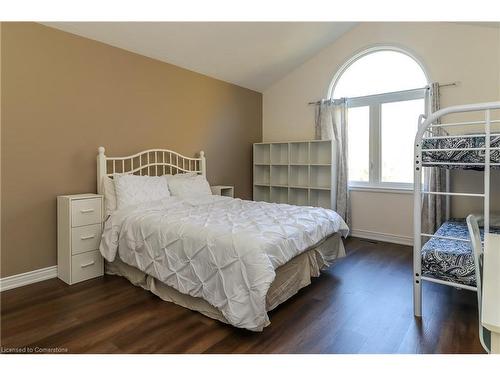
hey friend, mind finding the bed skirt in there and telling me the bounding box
[105,233,345,328]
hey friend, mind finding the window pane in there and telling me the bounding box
[381,99,424,184]
[348,106,369,182]
[333,51,427,98]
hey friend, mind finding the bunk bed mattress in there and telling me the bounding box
[421,219,500,286]
[422,135,500,169]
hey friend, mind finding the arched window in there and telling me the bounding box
[330,47,429,188]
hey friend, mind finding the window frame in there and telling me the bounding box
[347,89,426,191]
[329,45,430,192]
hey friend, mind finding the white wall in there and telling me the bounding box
[498,26,500,99]
[263,22,500,244]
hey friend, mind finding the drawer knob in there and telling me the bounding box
[80,234,96,240]
[81,261,95,268]
[80,208,95,213]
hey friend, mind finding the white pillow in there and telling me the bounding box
[167,173,212,198]
[101,176,117,216]
[114,174,171,209]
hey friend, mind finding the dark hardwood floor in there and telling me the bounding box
[0,238,485,354]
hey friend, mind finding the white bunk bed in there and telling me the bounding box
[413,101,500,317]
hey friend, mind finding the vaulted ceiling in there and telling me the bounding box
[42,22,357,92]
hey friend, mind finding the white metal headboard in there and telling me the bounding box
[96,147,206,194]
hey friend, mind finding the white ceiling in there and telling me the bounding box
[42,22,357,92]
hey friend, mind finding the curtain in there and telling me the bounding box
[314,99,350,225]
[422,82,447,234]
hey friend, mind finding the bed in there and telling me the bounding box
[413,101,500,317]
[421,134,500,169]
[96,147,349,331]
[421,219,500,287]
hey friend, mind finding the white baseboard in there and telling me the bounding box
[0,266,57,292]
[350,229,413,246]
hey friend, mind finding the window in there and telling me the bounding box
[331,48,428,190]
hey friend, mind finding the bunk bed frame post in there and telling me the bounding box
[413,115,425,317]
[445,171,451,220]
[484,110,490,234]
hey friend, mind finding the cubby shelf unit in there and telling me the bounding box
[253,140,337,210]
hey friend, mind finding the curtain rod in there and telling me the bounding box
[307,81,459,105]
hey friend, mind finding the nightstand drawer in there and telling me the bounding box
[71,250,103,283]
[71,198,102,227]
[71,224,102,255]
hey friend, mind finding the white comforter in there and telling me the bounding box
[99,195,349,331]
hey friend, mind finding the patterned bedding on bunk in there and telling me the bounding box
[422,135,500,169]
[421,219,500,287]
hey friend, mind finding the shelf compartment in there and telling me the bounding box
[253,185,270,202]
[310,141,332,165]
[309,165,331,188]
[254,144,271,164]
[270,186,288,204]
[309,189,331,209]
[271,165,289,186]
[271,143,289,164]
[254,165,270,185]
[290,142,309,164]
[289,188,309,206]
[289,165,309,187]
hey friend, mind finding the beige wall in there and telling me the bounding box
[1,23,262,277]
[263,22,500,242]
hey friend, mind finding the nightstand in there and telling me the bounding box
[211,185,234,198]
[57,193,104,285]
